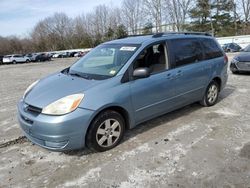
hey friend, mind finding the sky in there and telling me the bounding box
[0,0,121,37]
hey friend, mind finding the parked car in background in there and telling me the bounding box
[34,53,51,62]
[52,53,60,58]
[74,52,81,57]
[230,44,250,73]
[74,51,90,57]
[2,54,30,64]
[222,43,242,52]
[18,32,228,152]
[69,52,78,57]
[26,53,37,61]
[58,52,70,58]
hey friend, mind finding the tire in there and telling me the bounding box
[12,60,16,64]
[231,70,238,74]
[86,110,125,152]
[26,59,30,63]
[200,81,220,107]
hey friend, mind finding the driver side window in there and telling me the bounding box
[133,43,169,74]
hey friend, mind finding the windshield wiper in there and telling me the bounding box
[69,72,91,80]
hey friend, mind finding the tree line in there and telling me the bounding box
[0,0,250,55]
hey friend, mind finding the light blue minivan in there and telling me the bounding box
[18,32,228,152]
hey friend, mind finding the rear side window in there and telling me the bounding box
[171,39,203,67]
[201,39,223,60]
[14,55,22,57]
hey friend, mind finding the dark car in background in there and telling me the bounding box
[222,43,242,52]
[58,52,70,58]
[35,53,51,62]
[230,44,250,73]
[69,52,78,57]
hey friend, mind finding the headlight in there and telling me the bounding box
[42,94,84,115]
[231,58,239,64]
[23,80,39,98]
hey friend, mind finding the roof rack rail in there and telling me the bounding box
[152,32,212,38]
[127,34,153,37]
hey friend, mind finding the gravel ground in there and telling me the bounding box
[0,55,249,188]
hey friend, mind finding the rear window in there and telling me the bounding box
[4,55,12,58]
[201,38,223,60]
[170,39,203,67]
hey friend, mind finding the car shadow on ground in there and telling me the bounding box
[233,72,250,76]
[65,84,236,156]
[217,84,236,103]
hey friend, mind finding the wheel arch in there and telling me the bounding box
[212,77,222,91]
[86,105,131,133]
[84,105,131,147]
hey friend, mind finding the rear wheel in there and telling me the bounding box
[86,110,125,152]
[200,81,219,107]
[12,60,16,64]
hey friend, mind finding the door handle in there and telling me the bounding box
[166,73,174,80]
[175,70,183,78]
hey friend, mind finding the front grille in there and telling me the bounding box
[236,62,250,71]
[26,105,42,114]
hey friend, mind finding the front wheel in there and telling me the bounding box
[86,110,125,152]
[200,81,219,107]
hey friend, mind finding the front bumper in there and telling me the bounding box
[17,100,94,151]
[230,62,250,72]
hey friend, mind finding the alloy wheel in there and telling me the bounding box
[207,84,218,104]
[96,119,121,147]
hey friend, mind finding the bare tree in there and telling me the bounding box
[241,0,250,22]
[143,0,164,32]
[31,13,73,51]
[165,0,194,31]
[237,0,250,33]
[122,0,143,34]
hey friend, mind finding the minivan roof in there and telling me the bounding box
[104,32,213,45]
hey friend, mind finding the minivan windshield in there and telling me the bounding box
[69,44,140,80]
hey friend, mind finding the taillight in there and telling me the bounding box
[224,54,228,64]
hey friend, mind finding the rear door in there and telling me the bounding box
[15,55,23,62]
[168,38,210,105]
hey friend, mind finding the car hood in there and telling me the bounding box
[235,52,250,62]
[24,72,102,108]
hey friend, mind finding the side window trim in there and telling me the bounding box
[130,41,170,76]
[169,38,204,69]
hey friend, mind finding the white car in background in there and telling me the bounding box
[3,54,30,64]
[52,53,60,58]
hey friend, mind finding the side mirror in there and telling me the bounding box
[133,67,150,79]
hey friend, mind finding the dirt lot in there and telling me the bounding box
[0,55,250,188]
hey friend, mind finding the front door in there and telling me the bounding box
[129,42,178,124]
